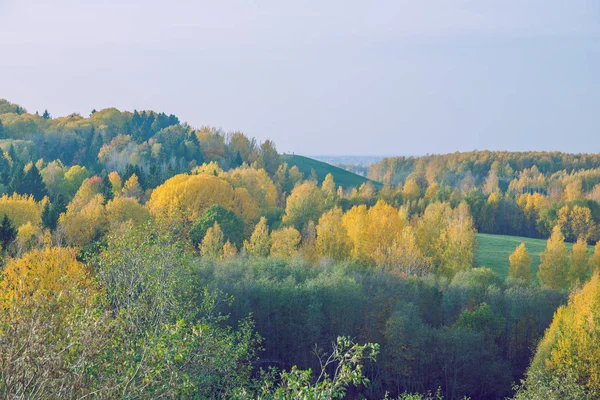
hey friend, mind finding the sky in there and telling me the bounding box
[1,0,599,156]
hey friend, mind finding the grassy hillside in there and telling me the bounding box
[476,233,592,281]
[281,154,383,189]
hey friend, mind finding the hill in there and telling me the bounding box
[476,233,593,281]
[281,154,382,190]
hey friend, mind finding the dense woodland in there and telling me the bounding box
[1,98,600,399]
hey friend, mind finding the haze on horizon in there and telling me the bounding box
[1,0,599,157]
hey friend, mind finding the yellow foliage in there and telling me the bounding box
[108,171,122,195]
[529,273,600,397]
[316,207,351,261]
[222,241,237,259]
[569,238,590,286]
[0,247,94,307]
[0,193,44,228]
[223,166,278,213]
[59,194,107,247]
[243,217,270,257]
[270,227,301,259]
[147,173,257,229]
[122,174,143,200]
[200,222,224,259]
[508,243,532,282]
[105,197,151,228]
[537,225,570,289]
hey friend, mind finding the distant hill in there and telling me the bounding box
[281,154,383,190]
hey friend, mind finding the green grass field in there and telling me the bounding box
[476,233,592,280]
[281,154,383,190]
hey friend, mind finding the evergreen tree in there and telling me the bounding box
[0,214,17,251]
[22,164,47,200]
[0,120,6,139]
[41,201,59,231]
[100,174,114,203]
[0,150,10,185]
[42,109,51,119]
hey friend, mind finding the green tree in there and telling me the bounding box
[189,204,244,247]
[0,214,17,251]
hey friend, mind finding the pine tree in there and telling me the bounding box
[22,164,47,200]
[0,120,6,139]
[508,243,532,282]
[42,109,51,119]
[100,174,114,203]
[0,214,17,251]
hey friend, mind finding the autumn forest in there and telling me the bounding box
[2,98,600,399]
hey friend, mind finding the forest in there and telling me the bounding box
[1,98,600,399]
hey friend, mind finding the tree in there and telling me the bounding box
[316,207,351,261]
[526,273,600,398]
[243,217,270,257]
[538,226,570,289]
[0,214,17,251]
[569,238,589,286]
[591,241,600,275]
[403,179,421,202]
[22,164,48,201]
[509,243,532,282]
[270,227,301,259]
[200,222,224,259]
[189,204,244,247]
[42,109,51,119]
[282,181,325,231]
[0,120,6,139]
[100,174,114,203]
[122,173,143,200]
[257,140,281,176]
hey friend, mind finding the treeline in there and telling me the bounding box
[2,99,600,398]
[368,151,600,242]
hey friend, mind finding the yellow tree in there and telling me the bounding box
[342,205,369,262]
[105,197,151,228]
[270,227,301,259]
[122,173,143,200]
[316,207,351,261]
[282,181,325,231]
[438,202,476,277]
[107,171,122,195]
[58,194,107,247]
[403,179,421,202]
[508,243,532,282]
[200,222,224,259]
[569,238,590,286]
[222,241,237,259]
[321,173,337,206]
[243,217,270,257]
[0,247,94,307]
[537,225,570,289]
[528,273,600,397]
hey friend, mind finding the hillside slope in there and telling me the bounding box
[282,154,382,190]
[476,233,593,280]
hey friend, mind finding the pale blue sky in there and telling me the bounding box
[1,1,599,156]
